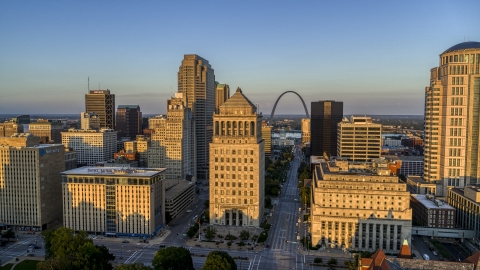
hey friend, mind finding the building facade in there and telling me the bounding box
[301,118,311,144]
[447,185,480,239]
[85,89,115,129]
[310,158,412,252]
[410,194,455,228]
[337,116,382,161]
[0,121,24,137]
[261,122,272,159]
[0,134,64,231]
[116,105,142,139]
[124,135,150,167]
[209,88,265,227]
[398,156,424,177]
[61,167,166,237]
[28,120,64,144]
[215,83,230,113]
[310,100,343,157]
[61,128,117,166]
[80,112,101,131]
[165,179,195,220]
[178,55,215,180]
[424,42,480,196]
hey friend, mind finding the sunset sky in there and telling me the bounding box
[1,1,479,115]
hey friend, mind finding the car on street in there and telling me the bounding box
[122,240,129,243]
[265,244,270,248]
[432,251,438,256]
[186,209,192,213]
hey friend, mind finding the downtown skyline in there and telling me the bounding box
[1,1,480,115]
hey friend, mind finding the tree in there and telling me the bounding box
[313,257,322,264]
[1,229,15,242]
[327,258,338,266]
[202,250,237,270]
[152,246,194,270]
[116,263,152,270]
[265,197,272,208]
[239,230,250,241]
[205,226,216,240]
[38,227,115,270]
[165,212,172,224]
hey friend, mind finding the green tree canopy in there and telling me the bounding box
[116,262,152,270]
[152,246,194,270]
[1,229,15,242]
[239,230,250,240]
[38,227,114,270]
[202,250,237,270]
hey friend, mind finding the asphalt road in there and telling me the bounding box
[0,233,44,263]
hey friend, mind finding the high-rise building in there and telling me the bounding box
[116,105,142,139]
[178,55,215,180]
[209,88,264,227]
[28,119,64,143]
[80,112,101,130]
[424,41,480,196]
[310,158,412,252]
[148,93,196,180]
[310,101,343,157]
[337,116,382,161]
[215,83,230,113]
[261,121,272,159]
[61,128,117,166]
[0,121,23,137]
[61,167,166,237]
[0,134,64,231]
[301,118,311,144]
[85,89,115,129]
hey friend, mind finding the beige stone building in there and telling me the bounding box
[337,116,382,161]
[178,54,215,180]
[310,158,412,252]
[424,42,480,196]
[0,121,24,137]
[0,134,64,231]
[80,112,101,130]
[215,83,230,113]
[61,167,166,237]
[301,118,310,144]
[124,135,150,167]
[447,185,480,239]
[28,120,64,143]
[209,88,265,227]
[148,93,196,181]
[61,128,117,166]
[261,122,272,159]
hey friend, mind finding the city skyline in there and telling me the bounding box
[1,1,479,115]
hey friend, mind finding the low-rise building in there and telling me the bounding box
[310,158,412,252]
[448,185,480,239]
[61,167,166,237]
[406,176,438,195]
[28,119,64,143]
[165,180,195,220]
[410,194,455,228]
[399,156,424,177]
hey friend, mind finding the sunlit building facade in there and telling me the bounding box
[85,89,115,129]
[337,116,382,161]
[61,167,166,237]
[209,88,265,227]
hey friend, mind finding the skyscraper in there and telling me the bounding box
[178,55,215,180]
[116,105,142,139]
[424,41,480,196]
[209,88,264,227]
[310,100,343,157]
[215,83,230,113]
[85,90,115,129]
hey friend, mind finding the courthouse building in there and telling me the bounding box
[0,134,64,231]
[61,167,166,237]
[209,88,265,227]
[310,158,412,252]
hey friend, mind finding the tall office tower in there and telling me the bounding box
[337,116,382,161]
[61,167,166,237]
[116,105,142,139]
[0,121,23,137]
[424,41,480,196]
[178,55,215,180]
[85,89,115,129]
[261,121,272,159]
[80,112,101,130]
[28,119,64,143]
[301,118,311,144]
[148,93,196,180]
[310,158,412,252]
[125,135,150,167]
[0,134,64,231]
[215,83,230,113]
[209,88,265,227]
[310,101,343,157]
[61,128,117,166]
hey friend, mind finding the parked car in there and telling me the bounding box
[432,251,438,256]
[122,240,129,243]
[423,254,430,260]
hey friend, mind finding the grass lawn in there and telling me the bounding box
[0,264,13,270]
[12,260,40,270]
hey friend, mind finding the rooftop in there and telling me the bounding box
[443,41,480,54]
[62,166,166,177]
[411,194,454,209]
[118,105,140,109]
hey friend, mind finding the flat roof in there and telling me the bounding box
[411,194,454,209]
[62,166,166,177]
[165,179,194,200]
[399,156,424,161]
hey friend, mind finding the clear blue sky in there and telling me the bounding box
[1,1,479,115]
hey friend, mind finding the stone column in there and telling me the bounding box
[386,224,391,252]
[379,224,384,250]
[358,223,362,250]
[372,223,377,250]
[365,223,370,250]
[393,225,398,252]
